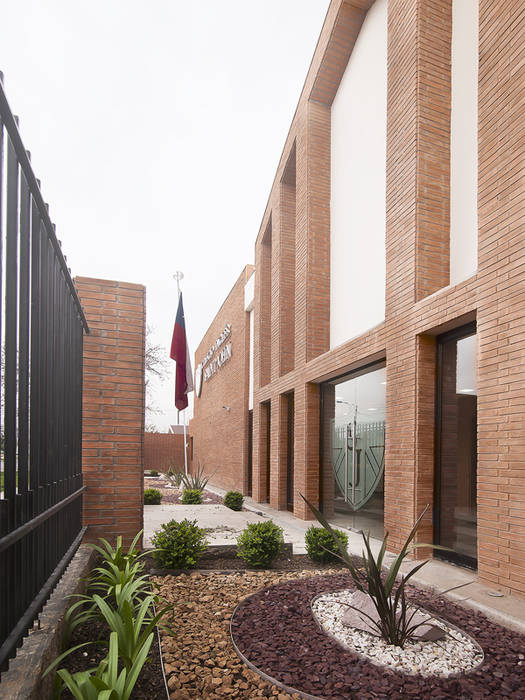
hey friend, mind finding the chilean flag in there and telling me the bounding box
[170,293,193,410]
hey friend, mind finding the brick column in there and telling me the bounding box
[269,394,288,510]
[76,277,145,548]
[252,401,270,503]
[293,383,320,520]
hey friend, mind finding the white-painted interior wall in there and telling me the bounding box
[330,0,387,349]
[450,0,479,285]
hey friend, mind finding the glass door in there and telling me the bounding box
[325,364,386,539]
[435,324,478,568]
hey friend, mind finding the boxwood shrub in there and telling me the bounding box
[181,488,203,505]
[151,518,208,569]
[144,488,162,505]
[237,520,284,568]
[223,491,243,511]
[305,525,348,563]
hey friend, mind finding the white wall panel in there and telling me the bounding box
[450,0,479,285]
[330,0,387,348]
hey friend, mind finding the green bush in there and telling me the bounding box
[237,521,284,568]
[151,519,208,569]
[181,488,202,505]
[144,488,162,505]
[223,491,243,511]
[149,469,159,477]
[305,525,349,563]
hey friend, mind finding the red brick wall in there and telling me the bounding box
[192,0,525,596]
[144,432,184,472]
[190,266,253,492]
[76,277,145,547]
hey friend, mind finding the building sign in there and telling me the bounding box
[198,323,233,387]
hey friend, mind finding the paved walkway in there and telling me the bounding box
[144,482,525,635]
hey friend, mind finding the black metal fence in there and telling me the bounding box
[0,75,89,671]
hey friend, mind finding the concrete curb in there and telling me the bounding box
[0,544,96,700]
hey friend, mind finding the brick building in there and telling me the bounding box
[191,0,525,595]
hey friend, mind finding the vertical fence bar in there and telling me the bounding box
[18,171,30,494]
[4,134,18,507]
[0,77,88,673]
[30,199,41,492]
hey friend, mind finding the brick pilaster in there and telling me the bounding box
[76,277,145,548]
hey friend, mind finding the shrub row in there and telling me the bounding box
[149,519,349,570]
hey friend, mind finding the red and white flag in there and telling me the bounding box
[170,293,193,411]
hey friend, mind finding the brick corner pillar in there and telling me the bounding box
[75,276,146,548]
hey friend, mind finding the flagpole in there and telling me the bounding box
[173,270,188,476]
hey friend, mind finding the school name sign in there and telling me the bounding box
[195,323,232,396]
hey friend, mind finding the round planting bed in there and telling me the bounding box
[230,573,525,699]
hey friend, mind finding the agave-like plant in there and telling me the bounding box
[179,462,217,491]
[301,497,466,648]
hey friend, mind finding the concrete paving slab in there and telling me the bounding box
[144,504,303,549]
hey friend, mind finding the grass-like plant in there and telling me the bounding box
[181,488,202,505]
[144,488,162,505]
[165,466,184,487]
[223,491,243,511]
[237,521,284,568]
[301,496,459,648]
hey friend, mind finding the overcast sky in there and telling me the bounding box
[0,0,330,429]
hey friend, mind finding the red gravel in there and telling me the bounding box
[231,574,525,699]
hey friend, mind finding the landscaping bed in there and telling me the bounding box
[153,557,525,699]
[144,475,224,506]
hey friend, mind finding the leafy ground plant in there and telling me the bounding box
[45,531,171,698]
[305,525,349,564]
[223,491,244,511]
[152,518,208,569]
[47,631,153,700]
[301,496,461,648]
[237,521,284,568]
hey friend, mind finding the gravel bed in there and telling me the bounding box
[154,569,336,699]
[231,574,525,699]
[312,589,484,678]
[144,476,224,505]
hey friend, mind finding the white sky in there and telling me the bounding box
[0,0,330,429]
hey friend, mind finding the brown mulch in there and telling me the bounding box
[231,575,525,699]
[155,568,333,700]
[192,549,348,572]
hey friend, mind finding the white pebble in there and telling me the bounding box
[311,590,484,678]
